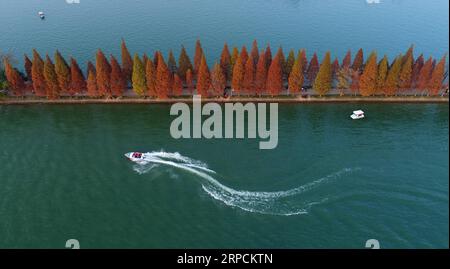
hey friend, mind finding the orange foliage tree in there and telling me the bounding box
[156,53,170,99]
[288,52,304,95]
[4,58,25,96]
[428,54,447,96]
[196,55,210,97]
[243,54,255,95]
[416,57,434,92]
[210,63,226,97]
[359,51,378,96]
[231,54,244,95]
[146,59,157,97]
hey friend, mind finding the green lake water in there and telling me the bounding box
[0,103,448,248]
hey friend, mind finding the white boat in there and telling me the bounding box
[38,11,45,19]
[350,110,365,120]
[125,152,146,162]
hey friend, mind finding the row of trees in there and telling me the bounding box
[2,40,448,99]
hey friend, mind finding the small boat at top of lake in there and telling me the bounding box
[38,11,45,19]
[350,110,365,120]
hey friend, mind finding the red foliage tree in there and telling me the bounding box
[86,68,98,97]
[299,49,307,74]
[146,59,157,97]
[24,54,32,82]
[265,44,272,69]
[331,57,340,79]
[153,51,160,70]
[110,55,126,97]
[307,52,319,83]
[172,74,183,97]
[255,51,267,95]
[342,50,351,69]
[193,39,204,75]
[240,46,249,70]
[276,47,287,76]
[96,49,111,97]
[185,69,194,95]
[266,55,283,96]
[220,43,232,82]
[250,40,259,66]
[121,38,133,84]
[411,54,424,88]
[352,48,364,71]
[350,70,361,95]
[31,49,47,96]
[69,57,86,95]
[243,54,255,95]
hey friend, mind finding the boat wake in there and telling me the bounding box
[130,151,360,216]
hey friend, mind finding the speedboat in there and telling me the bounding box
[38,11,45,19]
[125,152,146,162]
[350,110,365,120]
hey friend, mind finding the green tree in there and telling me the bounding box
[54,50,71,93]
[384,55,403,96]
[132,54,147,96]
[285,49,295,76]
[43,55,60,99]
[313,52,332,96]
[178,46,193,81]
[168,50,177,74]
[376,55,388,94]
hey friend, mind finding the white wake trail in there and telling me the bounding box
[131,151,359,216]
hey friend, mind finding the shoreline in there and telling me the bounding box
[0,95,448,105]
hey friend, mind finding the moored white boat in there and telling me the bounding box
[350,110,365,120]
